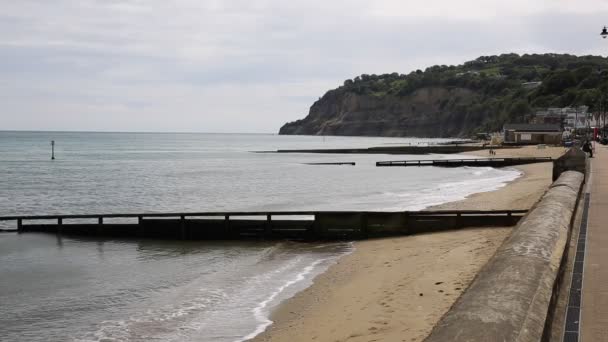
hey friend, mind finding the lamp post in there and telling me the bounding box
[601,27,608,143]
[600,97,606,137]
[574,106,578,137]
[600,26,608,144]
[596,96,604,140]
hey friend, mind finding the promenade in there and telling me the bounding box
[581,144,608,341]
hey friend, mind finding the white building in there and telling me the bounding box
[521,81,542,90]
[534,106,597,130]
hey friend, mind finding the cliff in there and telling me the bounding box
[279,53,608,138]
[280,87,479,137]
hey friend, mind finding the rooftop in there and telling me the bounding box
[503,123,561,132]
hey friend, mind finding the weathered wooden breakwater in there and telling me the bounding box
[376,157,552,168]
[305,162,356,166]
[258,145,517,155]
[0,210,526,240]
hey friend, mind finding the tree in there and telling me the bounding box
[508,100,531,122]
[540,70,576,94]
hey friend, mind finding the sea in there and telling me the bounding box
[0,131,521,342]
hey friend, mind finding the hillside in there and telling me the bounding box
[279,53,608,137]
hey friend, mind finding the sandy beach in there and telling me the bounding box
[432,145,566,210]
[251,146,565,342]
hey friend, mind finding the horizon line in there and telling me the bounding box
[0,129,278,135]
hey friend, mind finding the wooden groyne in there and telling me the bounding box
[0,210,527,240]
[260,145,517,155]
[305,162,356,166]
[376,157,552,168]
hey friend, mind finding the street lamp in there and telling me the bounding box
[602,26,608,39]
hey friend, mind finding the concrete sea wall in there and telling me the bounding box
[552,147,587,181]
[424,170,584,342]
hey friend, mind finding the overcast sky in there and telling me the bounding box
[2,0,608,133]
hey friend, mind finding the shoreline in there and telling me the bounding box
[250,146,564,342]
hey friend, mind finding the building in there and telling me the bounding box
[533,106,592,129]
[563,106,591,129]
[521,81,542,90]
[503,123,562,145]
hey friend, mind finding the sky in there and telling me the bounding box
[2,0,608,133]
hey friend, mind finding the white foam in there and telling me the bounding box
[234,259,324,342]
[235,242,354,342]
[381,167,522,211]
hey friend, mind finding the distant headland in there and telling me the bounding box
[279,53,608,138]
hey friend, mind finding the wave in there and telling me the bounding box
[380,167,522,211]
[235,258,325,342]
[236,242,354,342]
[74,243,353,342]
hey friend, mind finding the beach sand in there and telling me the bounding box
[251,146,564,342]
[432,145,566,210]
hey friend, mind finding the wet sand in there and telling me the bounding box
[251,146,564,342]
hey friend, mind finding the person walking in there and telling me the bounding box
[583,140,594,158]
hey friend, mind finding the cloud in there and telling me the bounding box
[1,0,608,132]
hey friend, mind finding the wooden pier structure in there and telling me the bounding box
[376,157,552,168]
[305,162,356,166]
[0,209,527,240]
[263,145,517,155]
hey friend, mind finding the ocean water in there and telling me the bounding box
[0,132,521,341]
[0,132,519,216]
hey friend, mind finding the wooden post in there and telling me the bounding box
[265,214,272,237]
[180,215,186,240]
[312,214,320,239]
[360,213,368,239]
[138,216,144,236]
[97,217,103,235]
[224,215,231,237]
[17,218,22,232]
[57,217,62,234]
[51,140,55,160]
[402,212,409,234]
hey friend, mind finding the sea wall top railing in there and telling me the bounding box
[0,209,528,240]
[376,157,553,167]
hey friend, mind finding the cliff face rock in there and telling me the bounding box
[279,87,479,138]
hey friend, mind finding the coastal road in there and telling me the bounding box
[581,144,608,341]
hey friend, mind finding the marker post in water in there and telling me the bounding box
[51,140,55,160]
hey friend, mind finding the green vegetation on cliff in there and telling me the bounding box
[280,53,608,137]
